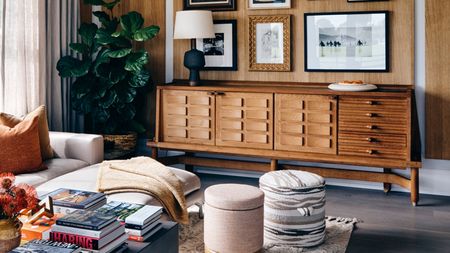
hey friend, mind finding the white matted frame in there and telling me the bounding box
[248,0,291,10]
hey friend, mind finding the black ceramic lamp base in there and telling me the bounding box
[184,46,205,86]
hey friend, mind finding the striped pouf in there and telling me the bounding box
[259,170,326,248]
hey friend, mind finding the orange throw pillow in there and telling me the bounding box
[0,116,46,174]
[0,105,53,160]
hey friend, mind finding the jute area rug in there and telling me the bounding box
[179,207,359,253]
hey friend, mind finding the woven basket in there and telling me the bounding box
[0,218,21,252]
[103,132,138,152]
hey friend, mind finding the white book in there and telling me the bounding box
[125,221,162,236]
[125,205,162,226]
[96,201,163,226]
[51,222,121,238]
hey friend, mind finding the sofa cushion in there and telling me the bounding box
[0,105,54,160]
[36,164,201,206]
[0,116,46,174]
[16,158,88,187]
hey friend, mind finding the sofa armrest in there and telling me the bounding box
[49,132,104,165]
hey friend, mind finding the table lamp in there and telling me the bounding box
[174,11,215,86]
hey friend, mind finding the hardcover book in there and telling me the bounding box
[56,210,117,230]
[9,239,81,253]
[128,223,163,242]
[42,188,105,209]
[96,201,162,226]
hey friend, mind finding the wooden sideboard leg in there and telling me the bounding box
[411,167,419,206]
[185,152,194,172]
[383,168,392,194]
[270,159,278,171]
[151,147,158,159]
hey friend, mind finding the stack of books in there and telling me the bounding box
[96,201,163,242]
[42,188,107,214]
[20,214,64,241]
[9,239,81,253]
[50,209,127,253]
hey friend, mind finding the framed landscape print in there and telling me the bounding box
[249,15,291,71]
[184,0,236,11]
[196,20,237,71]
[249,0,291,9]
[304,11,389,72]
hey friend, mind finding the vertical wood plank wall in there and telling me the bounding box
[80,0,166,137]
[425,0,450,159]
[173,0,414,85]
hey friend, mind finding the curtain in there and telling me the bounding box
[0,0,46,116]
[0,0,83,132]
[45,0,83,132]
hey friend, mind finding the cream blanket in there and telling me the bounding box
[96,156,188,224]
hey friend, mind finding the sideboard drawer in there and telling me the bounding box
[339,110,407,125]
[339,133,407,148]
[339,121,407,135]
[339,143,407,160]
[339,97,408,112]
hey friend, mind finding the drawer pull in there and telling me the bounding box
[215,91,225,96]
[366,125,377,130]
[367,150,377,155]
[366,101,376,105]
[207,91,226,96]
[366,113,377,117]
[366,137,376,142]
[207,91,216,95]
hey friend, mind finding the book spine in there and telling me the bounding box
[53,205,80,215]
[50,231,100,250]
[53,201,85,209]
[125,228,143,237]
[52,225,102,238]
[128,234,145,242]
[55,220,99,231]
[124,223,144,230]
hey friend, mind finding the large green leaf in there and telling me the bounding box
[104,0,121,10]
[57,56,90,77]
[93,11,110,26]
[69,43,89,55]
[71,76,92,100]
[120,12,144,37]
[95,28,131,47]
[116,85,136,103]
[98,90,117,108]
[108,48,132,58]
[93,48,111,72]
[92,107,110,123]
[79,23,98,47]
[133,25,160,41]
[129,69,150,88]
[116,103,136,120]
[125,51,148,72]
[95,63,127,84]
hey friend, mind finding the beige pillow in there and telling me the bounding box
[0,105,54,160]
[0,116,46,174]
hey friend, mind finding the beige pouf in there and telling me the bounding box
[260,170,326,248]
[204,184,264,253]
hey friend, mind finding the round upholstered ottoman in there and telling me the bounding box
[204,184,264,253]
[259,170,326,248]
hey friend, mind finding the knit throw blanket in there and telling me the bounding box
[96,156,188,224]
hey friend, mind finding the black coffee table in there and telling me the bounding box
[126,221,178,253]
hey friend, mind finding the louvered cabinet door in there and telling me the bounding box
[275,94,337,154]
[216,92,273,149]
[161,90,215,145]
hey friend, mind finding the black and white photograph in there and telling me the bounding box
[256,23,284,64]
[305,11,389,72]
[196,20,237,70]
[184,0,236,11]
[203,33,225,56]
[249,0,291,9]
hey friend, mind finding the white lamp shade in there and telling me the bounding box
[173,11,215,39]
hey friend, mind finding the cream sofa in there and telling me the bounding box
[15,132,202,207]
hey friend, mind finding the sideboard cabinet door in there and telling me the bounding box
[275,94,337,154]
[161,90,215,145]
[216,92,273,149]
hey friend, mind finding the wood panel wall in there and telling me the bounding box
[425,0,450,159]
[80,0,166,137]
[173,0,414,85]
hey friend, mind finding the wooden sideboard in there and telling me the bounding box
[148,81,422,206]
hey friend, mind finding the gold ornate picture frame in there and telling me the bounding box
[249,15,291,72]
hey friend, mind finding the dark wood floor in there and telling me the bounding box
[198,173,450,253]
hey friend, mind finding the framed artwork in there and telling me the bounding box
[196,20,238,71]
[184,0,236,11]
[249,15,291,72]
[248,0,291,9]
[304,11,389,72]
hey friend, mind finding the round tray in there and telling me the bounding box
[328,83,378,92]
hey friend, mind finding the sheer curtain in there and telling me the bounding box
[0,0,46,116]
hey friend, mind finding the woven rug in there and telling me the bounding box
[179,207,359,253]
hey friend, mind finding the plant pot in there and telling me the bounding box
[103,132,138,152]
[0,218,22,253]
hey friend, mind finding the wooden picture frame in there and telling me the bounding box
[184,0,236,11]
[196,20,238,71]
[248,0,291,9]
[304,11,389,72]
[249,15,291,72]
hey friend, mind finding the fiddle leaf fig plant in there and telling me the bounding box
[57,0,160,134]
